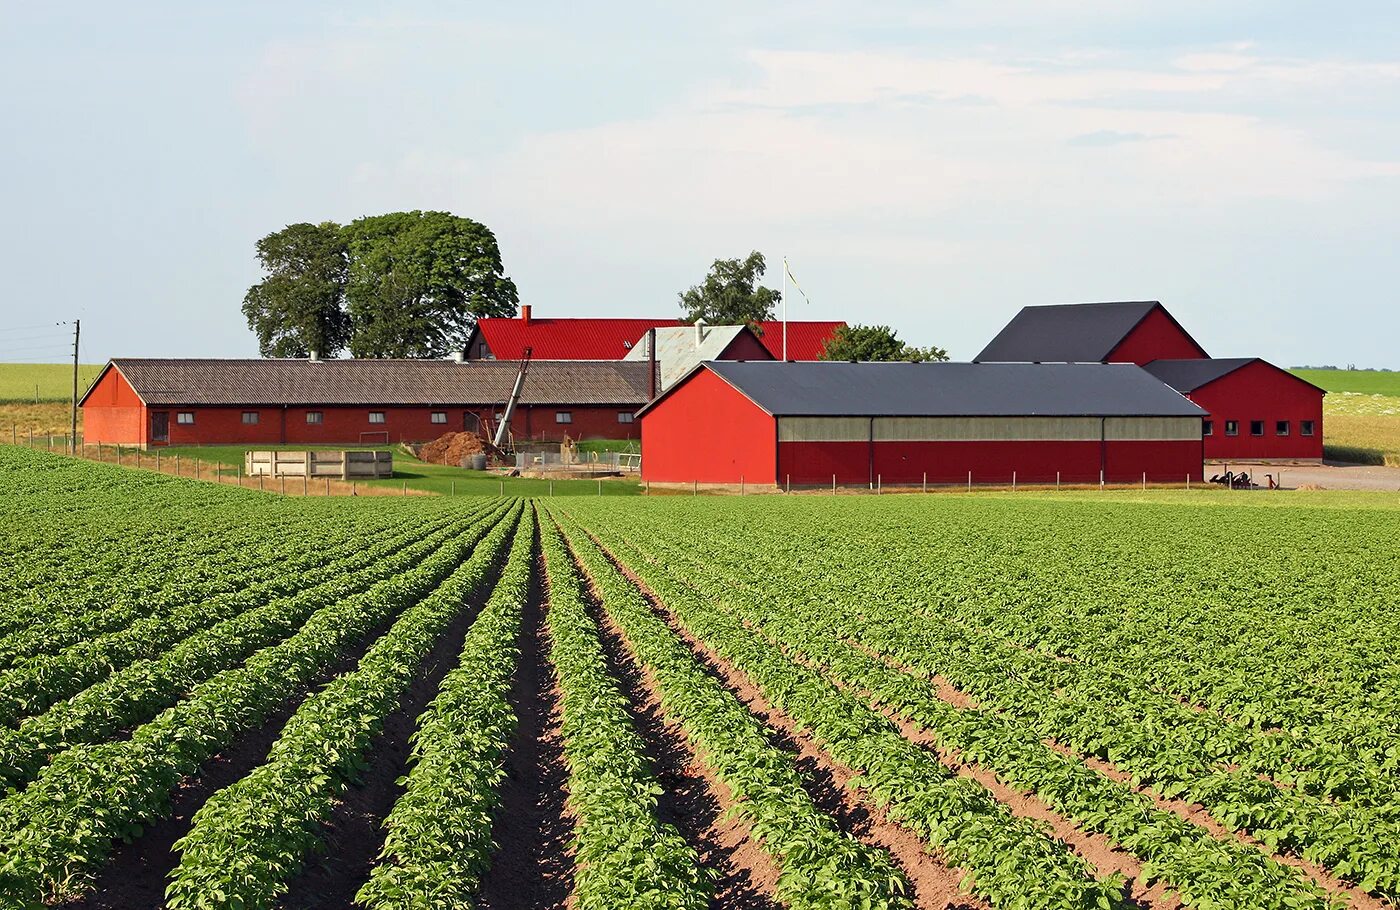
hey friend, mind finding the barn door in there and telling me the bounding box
[150,411,169,444]
[464,412,481,434]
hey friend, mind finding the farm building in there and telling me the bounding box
[80,358,652,447]
[637,361,1206,487]
[976,301,1323,461]
[465,305,845,361]
[1142,359,1324,461]
[623,323,773,391]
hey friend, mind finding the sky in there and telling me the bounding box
[2,2,1398,367]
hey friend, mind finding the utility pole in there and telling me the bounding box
[70,320,80,454]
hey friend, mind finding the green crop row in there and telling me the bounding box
[0,504,512,905]
[0,505,499,792]
[539,517,711,910]
[0,506,483,729]
[571,518,1122,910]
[548,508,912,910]
[164,504,523,910]
[0,505,447,667]
[356,506,537,909]
[608,523,1346,909]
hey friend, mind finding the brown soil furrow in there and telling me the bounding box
[577,530,986,910]
[279,530,516,909]
[477,531,573,910]
[60,603,416,909]
[558,535,779,910]
[1041,740,1390,910]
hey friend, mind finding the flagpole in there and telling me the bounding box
[781,256,788,361]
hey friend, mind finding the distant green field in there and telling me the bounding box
[0,363,103,402]
[1291,369,1400,397]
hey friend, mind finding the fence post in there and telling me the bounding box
[194,456,198,479]
[597,478,602,496]
[259,474,264,492]
[1013,470,1017,491]
[451,480,455,496]
[550,480,554,497]
[1099,469,1104,491]
[832,474,836,495]
[786,474,791,494]
[741,476,744,496]
[693,479,698,496]
[1186,473,1190,490]
[326,476,331,496]
[923,471,927,493]
[176,454,180,476]
[155,450,159,472]
[1056,471,1060,491]
[27,427,32,447]
[1142,471,1147,491]
[303,474,308,496]
[967,470,971,492]
[500,479,505,497]
[281,476,286,495]
[877,474,881,494]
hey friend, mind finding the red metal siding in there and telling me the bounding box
[779,440,870,485]
[872,441,1103,484]
[1103,440,1204,482]
[1107,307,1208,365]
[640,368,776,484]
[82,368,146,446]
[1188,361,1324,460]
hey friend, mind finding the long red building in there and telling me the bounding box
[80,358,652,447]
[977,301,1323,461]
[638,361,1206,487]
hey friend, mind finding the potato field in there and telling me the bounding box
[3,445,1398,910]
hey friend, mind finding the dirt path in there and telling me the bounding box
[476,537,573,910]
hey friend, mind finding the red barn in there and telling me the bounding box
[976,300,1322,461]
[80,358,652,447]
[465,305,845,362]
[976,300,1209,366]
[638,361,1205,487]
[1143,359,1324,461]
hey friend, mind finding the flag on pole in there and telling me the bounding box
[783,258,811,305]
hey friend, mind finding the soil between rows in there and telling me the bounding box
[60,516,508,910]
[573,525,987,910]
[560,532,781,910]
[476,521,572,910]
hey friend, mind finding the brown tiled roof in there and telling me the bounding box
[93,358,653,407]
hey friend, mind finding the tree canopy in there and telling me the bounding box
[820,324,949,362]
[242,212,517,359]
[241,222,351,358]
[678,251,780,326]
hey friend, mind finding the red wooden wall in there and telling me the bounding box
[81,369,146,446]
[640,368,776,484]
[717,331,774,362]
[1186,362,1324,460]
[1107,307,1207,365]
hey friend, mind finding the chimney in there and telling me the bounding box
[521,304,532,325]
[694,318,706,345]
[453,350,466,364]
[308,349,320,363]
[647,327,657,400]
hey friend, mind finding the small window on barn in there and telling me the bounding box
[306,411,323,425]
[242,411,259,425]
[1250,420,1264,437]
[555,411,573,424]
[617,412,634,424]
[1224,420,1239,436]
[1202,420,1212,437]
[431,411,447,424]
[1276,420,1290,436]
[1301,420,1315,437]
[369,411,386,424]
[176,412,194,425]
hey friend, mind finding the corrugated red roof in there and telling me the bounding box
[750,321,846,361]
[474,318,684,360]
[472,316,845,361]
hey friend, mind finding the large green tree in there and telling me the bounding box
[678,251,780,326]
[343,211,519,358]
[820,324,949,362]
[241,222,351,358]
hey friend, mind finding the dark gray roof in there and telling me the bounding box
[1143,358,1327,394]
[976,301,1206,363]
[1141,358,1257,392]
[89,358,652,407]
[644,361,1205,418]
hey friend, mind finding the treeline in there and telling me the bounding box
[242,212,518,359]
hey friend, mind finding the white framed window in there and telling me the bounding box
[1202,420,1212,437]
[369,411,386,424]
[176,412,195,425]
[431,411,447,424]
[242,411,259,425]
[1276,420,1290,436]
[1224,420,1239,437]
[306,411,323,425]
[1250,420,1264,437]
[555,411,573,424]
[1301,420,1315,437]
[617,411,634,424]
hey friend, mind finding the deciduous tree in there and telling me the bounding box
[678,251,779,327]
[820,324,949,362]
[241,222,351,358]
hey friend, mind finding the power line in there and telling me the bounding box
[0,322,69,335]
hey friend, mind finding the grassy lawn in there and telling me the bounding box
[155,443,641,496]
[1291,368,1400,396]
[0,363,103,402]
[1289,371,1400,466]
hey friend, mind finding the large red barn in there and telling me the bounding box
[638,361,1206,487]
[976,301,1323,461]
[465,306,845,362]
[80,358,652,447]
